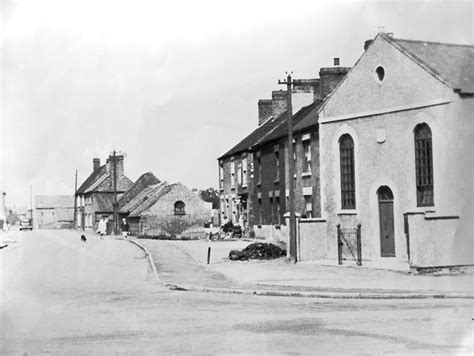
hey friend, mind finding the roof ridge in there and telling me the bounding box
[389,35,474,49]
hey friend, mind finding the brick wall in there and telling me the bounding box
[141,183,211,236]
[258,99,273,126]
[319,67,351,99]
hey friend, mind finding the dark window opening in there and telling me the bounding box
[375,66,385,81]
[174,201,186,215]
[339,134,356,209]
[414,123,434,206]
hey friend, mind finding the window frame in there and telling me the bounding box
[414,123,434,207]
[174,201,186,215]
[339,134,356,210]
[303,139,311,173]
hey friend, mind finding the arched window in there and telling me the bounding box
[174,201,186,215]
[339,134,356,209]
[414,123,434,206]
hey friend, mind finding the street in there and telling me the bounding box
[1,230,472,355]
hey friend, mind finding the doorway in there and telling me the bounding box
[377,186,395,257]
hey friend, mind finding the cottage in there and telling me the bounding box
[122,181,212,237]
[76,153,134,232]
[34,195,75,229]
[310,33,474,269]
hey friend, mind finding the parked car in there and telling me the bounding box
[19,218,33,231]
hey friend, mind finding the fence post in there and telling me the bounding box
[337,224,342,265]
[356,223,362,266]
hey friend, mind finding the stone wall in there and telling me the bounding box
[140,183,211,236]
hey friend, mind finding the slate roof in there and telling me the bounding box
[76,165,107,194]
[77,165,133,195]
[128,182,174,217]
[120,182,166,214]
[118,172,160,210]
[35,195,74,209]
[219,101,324,160]
[292,100,325,133]
[386,34,474,94]
[254,100,323,149]
[88,175,134,193]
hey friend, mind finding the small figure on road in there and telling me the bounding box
[120,218,129,238]
[81,234,87,242]
[98,216,107,239]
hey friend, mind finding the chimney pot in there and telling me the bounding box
[333,58,340,66]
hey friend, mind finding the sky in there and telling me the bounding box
[1,0,473,208]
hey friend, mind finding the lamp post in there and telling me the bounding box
[278,72,297,263]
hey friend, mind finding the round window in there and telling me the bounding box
[375,66,385,82]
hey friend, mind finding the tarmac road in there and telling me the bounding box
[1,229,472,355]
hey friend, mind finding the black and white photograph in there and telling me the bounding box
[1,0,473,354]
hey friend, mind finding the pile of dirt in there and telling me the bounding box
[229,242,287,261]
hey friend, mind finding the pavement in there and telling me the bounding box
[136,237,474,299]
[4,230,472,355]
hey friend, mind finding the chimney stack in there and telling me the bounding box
[333,58,340,66]
[319,65,351,99]
[106,153,125,182]
[93,158,101,172]
[271,90,288,118]
[258,99,273,126]
[364,39,373,51]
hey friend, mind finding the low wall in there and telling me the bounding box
[408,214,473,268]
[254,224,288,244]
[298,219,328,261]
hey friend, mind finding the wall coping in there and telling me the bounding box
[299,218,326,223]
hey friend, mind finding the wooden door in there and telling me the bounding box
[378,186,395,257]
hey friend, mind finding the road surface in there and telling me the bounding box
[1,229,472,355]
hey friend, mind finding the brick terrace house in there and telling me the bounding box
[301,33,473,269]
[218,63,349,240]
[34,195,75,229]
[76,153,134,232]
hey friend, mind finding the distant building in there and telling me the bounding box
[76,153,134,232]
[34,195,75,229]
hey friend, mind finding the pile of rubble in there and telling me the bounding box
[229,242,287,261]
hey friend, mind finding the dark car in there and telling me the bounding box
[19,218,33,231]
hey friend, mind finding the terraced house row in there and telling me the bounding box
[218,33,473,271]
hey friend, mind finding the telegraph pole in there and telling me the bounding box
[73,170,78,229]
[278,72,297,263]
[113,150,118,235]
[29,185,33,226]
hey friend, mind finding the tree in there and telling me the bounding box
[198,188,219,209]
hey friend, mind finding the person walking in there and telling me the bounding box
[120,218,129,238]
[98,216,107,239]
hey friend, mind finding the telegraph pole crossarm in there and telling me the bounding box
[279,72,298,263]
